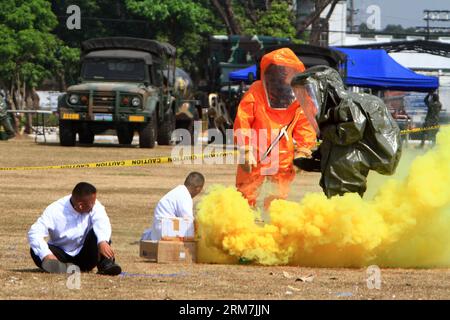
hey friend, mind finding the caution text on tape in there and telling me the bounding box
[0,151,238,171]
[1,124,448,171]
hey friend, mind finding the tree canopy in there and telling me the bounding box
[0,0,310,91]
[1,1,57,88]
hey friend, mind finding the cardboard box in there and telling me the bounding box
[160,217,195,241]
[139,240,197,263]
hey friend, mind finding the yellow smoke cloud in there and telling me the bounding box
[196,127,450,267]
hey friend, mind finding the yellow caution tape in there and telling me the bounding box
[0,151,238,171]
[1,124,448,171]
[400,124,444,135]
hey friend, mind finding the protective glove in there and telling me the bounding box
[239,148,257,173]
[293,149,321,172]
[295,146,313,159]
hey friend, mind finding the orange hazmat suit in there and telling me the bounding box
[234,48,317,208]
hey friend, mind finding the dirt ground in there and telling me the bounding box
[0,136,448,300]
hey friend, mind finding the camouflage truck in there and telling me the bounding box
[58,37,198,147]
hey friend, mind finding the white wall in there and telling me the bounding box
[321,1,347,46]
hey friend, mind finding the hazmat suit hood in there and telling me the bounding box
[291,65,346,133]
[261,48,305,110]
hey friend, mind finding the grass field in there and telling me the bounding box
[0,136,448,300]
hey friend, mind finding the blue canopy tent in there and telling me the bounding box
[335,48,439,92]
[228,64,257,82]
[229,48,439,92]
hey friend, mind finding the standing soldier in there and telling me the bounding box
[420,91,442,148]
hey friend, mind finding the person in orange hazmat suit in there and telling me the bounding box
[234,48,317,208]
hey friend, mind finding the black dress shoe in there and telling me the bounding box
[97,258,122,276]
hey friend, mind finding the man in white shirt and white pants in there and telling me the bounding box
[142,172,205,240]
[28,182,122,275]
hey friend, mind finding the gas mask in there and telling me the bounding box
[291,76,322,134]
[291,65,345,134]
[263,64,299,109]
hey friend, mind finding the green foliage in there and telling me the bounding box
[1,0,57,32]
[54,45,81,86]
[125,0,224,79]
[359,23,419,39]
[51,0,154,46]
[125,0,301,77]
[1,0,302,89]
[383,24,418,38]
[0,0,71,88]
[241,0,299,41]
[358,22,373,37]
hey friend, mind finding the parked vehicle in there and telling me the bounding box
[58,37,199,147]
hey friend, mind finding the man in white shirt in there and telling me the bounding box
[142,172,205,240]
[28,182,122,275]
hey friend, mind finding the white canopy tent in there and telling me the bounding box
[389,52,450,117]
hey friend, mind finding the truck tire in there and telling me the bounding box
[78,124,95,144]
[157,111,175,145]
[139,115,157,148]
[117,125,134,145]
[59,120,76,146]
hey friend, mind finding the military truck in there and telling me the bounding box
[58,37,198,147]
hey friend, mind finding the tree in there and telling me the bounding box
[383,24,417,38]
[358,22,373,37]
[54,45,81,91]
[209,0,299,40]
[239,0,299,40]
[51,0,157,47]
[0,0,82,133]
[296,0,341,45]
[0,0,79,132]
[125,0,224,80]
[50,0,305,83]
[2,0,312,107]
[210,0,242,35]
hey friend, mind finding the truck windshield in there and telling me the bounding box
[82,58,146,81]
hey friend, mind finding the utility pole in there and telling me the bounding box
[422,10,450,40]
[347,0,357,33]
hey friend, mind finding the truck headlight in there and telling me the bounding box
[69,94,79,104]
[131,97,141,107]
